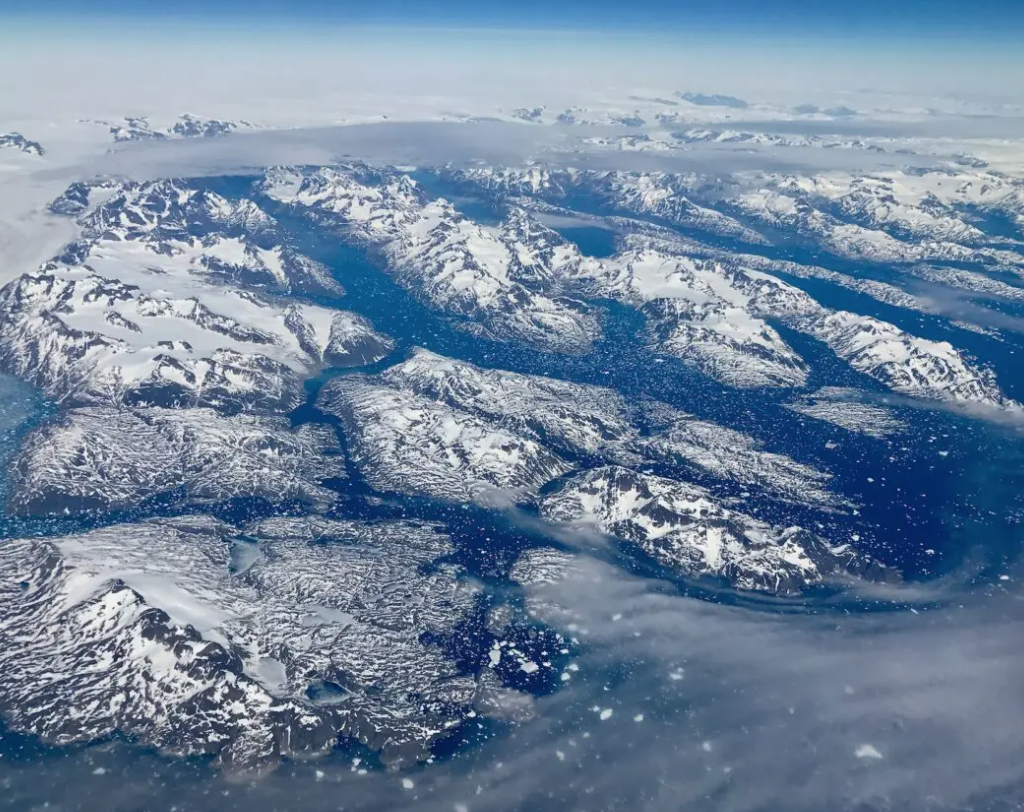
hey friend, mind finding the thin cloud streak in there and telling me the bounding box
[427,554,1024,812]
[36,120,939,186]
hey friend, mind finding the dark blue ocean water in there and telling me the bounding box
[1,175,1024,811]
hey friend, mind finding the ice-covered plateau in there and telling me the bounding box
[7,406,346,515]
[540,466,894,594]
[668,128,889,152]
[0,515,511,770]
[0,179,392,411]
[318,347,841,509]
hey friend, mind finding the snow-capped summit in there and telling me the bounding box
[108,114,257,142]
[575,247,815,388]
[499,207,586,286]
[0,133,45,156]
[797,309,1016,409]
[540,466,892,594]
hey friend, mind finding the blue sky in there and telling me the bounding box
[2,0,1023,115]
[2,0,1023,41]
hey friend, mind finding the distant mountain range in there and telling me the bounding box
[0,132,44,156]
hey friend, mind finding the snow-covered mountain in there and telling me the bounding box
[107,114,257,142]
[636,409,839,507]
[319,348,842,509]
[0,515,499,770]
[7,406,345,515]
[540,466,892,594]
[380,349,839,505]
[261,166,599,353]
[0,133,45,156]
[603,248,1014,406]
[0,180,391,411]
[318,372,573,503]
[444,166,768,245]
[731,187,1023,269]
[573,245,816,388]
[280,165,812,388]
[748,170,1024,247]
[437,167,1017,408]
[796,310,1013,407]
[379,348,636,456]
[443,163,1024,267]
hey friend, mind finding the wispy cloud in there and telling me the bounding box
[399,553,1024,812]
[35,120,939,186]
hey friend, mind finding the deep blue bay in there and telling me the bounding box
[1,174,1023,811]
